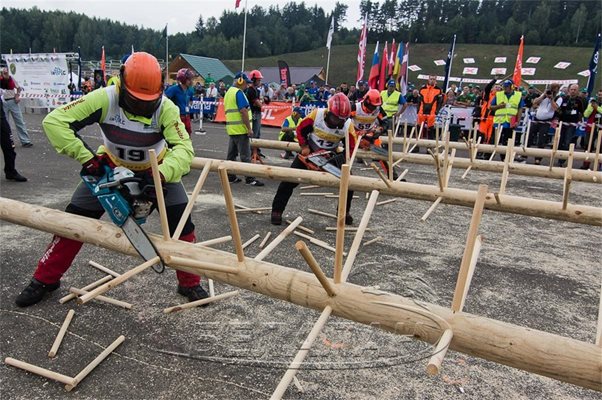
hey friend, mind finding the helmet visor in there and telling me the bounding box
[120,87,162,118]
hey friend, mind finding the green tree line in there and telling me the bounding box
[1,1,600,62]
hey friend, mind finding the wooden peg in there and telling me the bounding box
[196,235,232,247]
[426,329,454,375]
[88,260,120,278]
[59,275,113,304]
[5,357,76,386]
[69,288,133,309]
[295,241,337,297]
[334,165,350,283]
[259,232,272,248]
[164,255,239,275]
[562,143,575,210]
[242,234,261,250]
[255,216,303,261]
[48,310,75,358]
[163,290,239,313]
[217,166,245,262]
[173,160,212,240]
[148,149,170,240]
[421,197,443,221]
[370,163,392,188]
[549,122,562,171]
[308,209,337,220]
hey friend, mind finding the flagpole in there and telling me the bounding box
[241,0,248,72]
[445,34,456,92]
[165,24,169,83]
[326,47,332,85]
[325,17,334,85]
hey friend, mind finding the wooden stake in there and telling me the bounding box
[293,231,340,254]
[362,236,382,247]
[428,149,444,192]
[345,129,350,163]
[421,197,443,221]
[395,168,409,182]
[370,162,392,188]
[299,185,320,190]
[259,232,272,248]
[208,279,215,297]
[462,235,482,304]
[295,241,337,297]
[65,335,125,391]
[255,216,303,261]
[596,280,602,346]
[218,166,245,263]
[499,134,515,196]
[234,204,264,214]
[444,148,456,188]
[234,207,273,212]
[4,357,76,386]
[69,288,133,309]
[163,290,240,313]
[376,198,398,206]
[549,122,562,171]
[165,255,239,275]
[325,227,374,232]
[286,219,315,235]
[242,234,260,250]
[347,135,362,168]
[308,209,337,220]
[48,309,75,358]
[488,125,502,161]
[77,257,160,305]
[88,260,120,278]
[270,306,333,400]
[59,275,113,304]
[196,235,232,247]
[585,122,596,157]
[562,143,574,210]
[451,185,488,313]
[173,161,212,240]
[300,192,335,197]
[148,149,170,240]
[594,128,601,173]
[388,130,394,180]
[334,165,350,283]
[341,190,380,283]
[523,119,532,150]
[426,329,454,376]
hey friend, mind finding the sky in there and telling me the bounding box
[2,0,366,34]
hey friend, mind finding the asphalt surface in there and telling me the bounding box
[0,112,601,399]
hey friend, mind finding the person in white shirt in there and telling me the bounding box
[521,83,560,165]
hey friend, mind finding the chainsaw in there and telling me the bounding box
[81,166,164,273]
[298,149,343,178]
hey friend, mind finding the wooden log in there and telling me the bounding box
[259,232,272,248]
[562,144,575,210]
[69,288,133,309]
[295,241,337,297]
[88,260,120,278]
[48,309,75,358]
[59,275,113,304]
[308,209,337,220]
[255,217,303,261]
[165,255,239,275]
[76,257,160,304]
[196,235,232,247]
[148,149,170,240]
[451,185,488,313]
[421,197,443,221]
[426,329,454,376]
[341,190,380,283]
[65,335,125,391]
[173,160,212,240]
[293,231,340,254]
[163,290,240,313]
[191,158,602,226]
[1,198,601,391]
[242,234,260,250]
[362,236,382,247]
[334,165,350,283]
[376,198,398,206]
[270,306,333,400]
[217,167,245,263]
[286,220,315,235]
[370,163,392,188]
[4,357,76,386]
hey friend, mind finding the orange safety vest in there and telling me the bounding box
[479,91,496,143]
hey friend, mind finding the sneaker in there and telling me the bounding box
[228,177,242,183]
[246,179,264,186]
[345,215,353,225]
[5,171,27,182]
[177,285,210,304]
[534,159,541,165]
[22,143,33,148]
[271,210,283,225]
[515,156,527,163]
[15,279,60,307]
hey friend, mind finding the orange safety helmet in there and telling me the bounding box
[328,92,351,119]
[363,89,382,106]
[249,70,263,80]
[121,52,163,101]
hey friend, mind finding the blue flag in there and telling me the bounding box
[586,33,600,97]
[443,35,456,92]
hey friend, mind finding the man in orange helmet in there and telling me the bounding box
[271,93,357,225]
[15,52,209,307]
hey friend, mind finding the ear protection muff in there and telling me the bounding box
[237,76,244,85]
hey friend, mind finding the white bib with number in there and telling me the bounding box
[353,101,380,132]
[308,108,352,150]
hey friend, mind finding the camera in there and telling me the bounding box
[545,90,552,96]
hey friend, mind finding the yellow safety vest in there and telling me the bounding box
[493,91,522,125]
[278,116,299,141]
[224,86,251,136]
[380,90,401,117]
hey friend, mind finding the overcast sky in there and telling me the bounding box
[3,0,366,34]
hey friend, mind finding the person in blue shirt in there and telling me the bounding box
[307,80,319,98]
[489,80,525,161]
[165,68,195,134]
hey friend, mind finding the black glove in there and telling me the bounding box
[81,155,106,177]
[137,170,167,200]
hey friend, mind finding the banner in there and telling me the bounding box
[277,60,291,87]
[586,33,600,97]
[443,34,456,92]
[512,35,524,86]
[214,101,294,127]
[1,53,71,108]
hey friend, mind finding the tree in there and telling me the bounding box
[195,16,205,39]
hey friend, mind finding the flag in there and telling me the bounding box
[393,40,404,81]
[326,17,334,49]
[235,0,242,8]
[277,60,291,88]
[100,46,106,78]
[368,41,380,90]
[443,34,456,92]
[356,15,368,84]
[398,43,409,95]
[586,33,601,97]
[388,39,396,78]
[378,41,388,91]
[161,24,167,41]
[513,35,524,87]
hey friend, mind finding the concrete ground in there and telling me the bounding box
[0,112,601,400]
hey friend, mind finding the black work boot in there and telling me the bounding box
[15,279,60,307]
[177,285,210,303]
[5,171,27,182]
[271,210,283,225]
[345,214,353,225]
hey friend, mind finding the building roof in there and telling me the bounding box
[171,54,234,83]
[259,67,325,86]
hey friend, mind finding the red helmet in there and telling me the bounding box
[328,93,351,119]
[249,70,263,80]
[364,89,382,106]
[176,68,194,83]
[121,52,162,101]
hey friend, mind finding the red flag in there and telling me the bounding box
[388,39,396,77]
[356,15,368,84]
[378,41,388,91]
[100,46,106,78]
[368,42,380,90]
[512,35,524,87]
[235,0,242,8]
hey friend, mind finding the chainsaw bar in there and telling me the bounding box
[122,217,164,273]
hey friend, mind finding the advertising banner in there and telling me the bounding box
[214,101,294,127]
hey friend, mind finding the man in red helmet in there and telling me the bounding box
[165,68,195,134]
[246,70,264,141]
[15,52,209,307]
[271,93,357,225]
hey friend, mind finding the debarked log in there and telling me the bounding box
[0,197,600,391]
[191,158,602,226]
[250,139,601,184]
